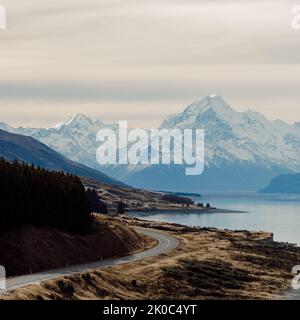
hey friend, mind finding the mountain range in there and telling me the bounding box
[1,95,300,191]
[0,129,125,187]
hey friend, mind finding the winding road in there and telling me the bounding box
[1,227,179,293]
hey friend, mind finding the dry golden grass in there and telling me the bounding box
[81,177,205,212]
[0,215,155,277]
[2,216,299,300]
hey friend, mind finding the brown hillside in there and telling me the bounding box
[3,217,300,300]
[0,215,152,277]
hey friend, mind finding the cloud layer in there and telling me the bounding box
[0,0,299,127]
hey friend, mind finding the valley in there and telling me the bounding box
[1,95,300,191]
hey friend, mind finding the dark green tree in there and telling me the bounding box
[0,158,92,234]
[86,188,108,214]
[116,201,126,214]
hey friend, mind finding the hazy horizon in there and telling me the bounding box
[1,94,300,130]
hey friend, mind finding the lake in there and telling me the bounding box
[129,193,300,246]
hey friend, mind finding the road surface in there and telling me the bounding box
[1,227,179,293]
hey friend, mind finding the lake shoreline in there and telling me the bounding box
[131,192,300,246]
[127,207,248,215]
[4,215,299,300]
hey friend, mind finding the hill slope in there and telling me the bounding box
[0,129,126,187]
[0,215,151,277]
[260,173,300,194]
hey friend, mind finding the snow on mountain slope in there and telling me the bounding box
[0,122,16,134]
[5,114,115,171]
[0,129,126,187]
[1,95,299,191]
[160,95,300,172]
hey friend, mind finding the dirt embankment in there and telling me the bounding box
[3,216,300,300]
[0,215,154,277]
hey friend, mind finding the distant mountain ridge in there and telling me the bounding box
[0,129,126,187]
[1,95,300,191]
[0,114,120,172]
[160,95,300,170]
[260,173,300,194]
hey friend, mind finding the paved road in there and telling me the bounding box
[282,289,300,300]
[1,227,179,293]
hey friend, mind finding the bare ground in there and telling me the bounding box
[2,216,299,300]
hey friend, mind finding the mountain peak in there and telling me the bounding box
[54,113,94,130]
[192,93,223,104]
[160,95,236,129]
[184,94,233,117]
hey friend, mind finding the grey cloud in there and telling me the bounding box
[0,0,299,127]
[1,75,300,102]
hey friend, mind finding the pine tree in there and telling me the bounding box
[86,188,108,214]
[116,201,126,214]
[0,158,92,234]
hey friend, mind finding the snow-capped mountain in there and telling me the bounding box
[0,129,126,187]
[1,95,300,191]
[122,95,300,191]
[0,114,118,171]
[160,95,300,171]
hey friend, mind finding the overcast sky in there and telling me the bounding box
[0,0,299,128]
